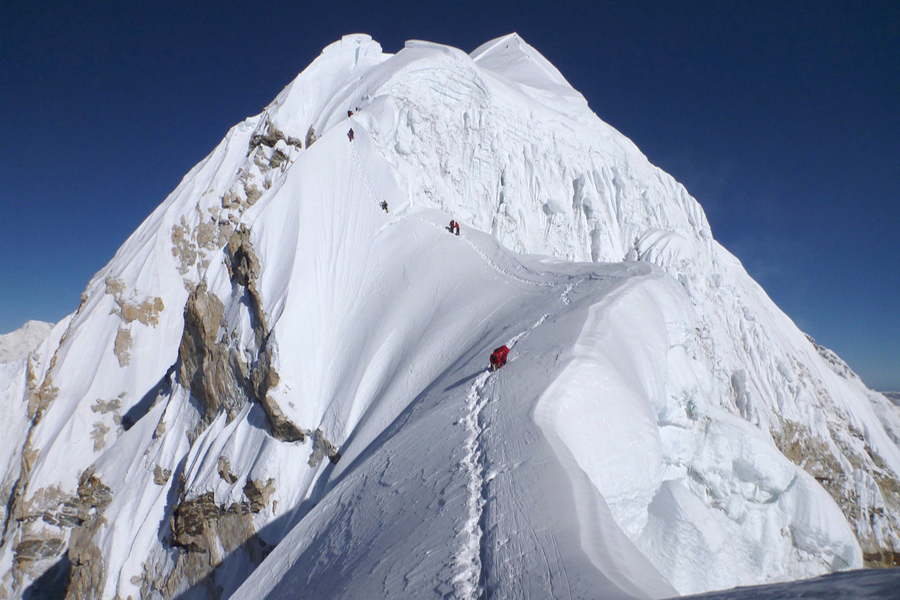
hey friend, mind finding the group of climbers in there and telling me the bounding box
[346,109,389,213]
[447,218,512,370]
[345,107,510,375]
[347,105,362,139]
[348,108,356,141]
[450,219,513,370]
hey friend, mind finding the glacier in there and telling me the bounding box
[1,33,899,599]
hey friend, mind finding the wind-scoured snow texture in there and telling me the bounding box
[1,33,898,600]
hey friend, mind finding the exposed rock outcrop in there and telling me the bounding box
[223,227,304,443]
[775,418,900,567]
[176,223,305,448]
[162,480,275,595]
[305,125,317,148]
[64,471,113,599]
[243,479,276,513]
[177,282,242,423]
[249,120,302,152]
[153,466,172,486]
[170,212,235,278]
[113,327,132,367]
[2,319,78,593]
[224,226,262,295]
[14,538,64,567]
[216,457,237,484]
[249,123,284,150]
[308,428,341,467]
[106,277,165,327]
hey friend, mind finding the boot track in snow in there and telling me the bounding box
[451,369,492,598]
[450,314,551,598]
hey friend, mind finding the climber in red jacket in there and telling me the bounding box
[490,345,509,370]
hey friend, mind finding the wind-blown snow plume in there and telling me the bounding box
[1,33,898,599]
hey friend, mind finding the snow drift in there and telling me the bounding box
[1,34,898,599]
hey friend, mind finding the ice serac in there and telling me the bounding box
[0,32,898,599]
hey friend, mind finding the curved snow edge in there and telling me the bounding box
[534,271,678,600]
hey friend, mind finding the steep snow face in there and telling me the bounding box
[1,33,898,599]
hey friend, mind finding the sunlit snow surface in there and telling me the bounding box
[2,33,899,599]
[0,320,53,363]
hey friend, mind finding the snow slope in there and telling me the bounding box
[2,34,899,599]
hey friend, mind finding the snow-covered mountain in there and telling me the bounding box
[2,34,898,599]
[0,321,53,364]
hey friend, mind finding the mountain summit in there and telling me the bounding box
[2,34,898,599]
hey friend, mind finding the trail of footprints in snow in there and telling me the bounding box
[354,131,583,592]
[450,314,550,598]
[451,370,491,599]
[509,313,550,347]
[349,123,392,212]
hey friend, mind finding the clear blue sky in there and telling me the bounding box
[1,1,897,389]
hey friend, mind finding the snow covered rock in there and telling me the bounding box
[1,33,898,599]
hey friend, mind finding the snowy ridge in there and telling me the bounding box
[449,314,552,597]
[1,33,898,599]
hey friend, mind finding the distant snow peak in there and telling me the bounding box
[0,320,53,363]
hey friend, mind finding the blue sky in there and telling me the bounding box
[1,1,897,389]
